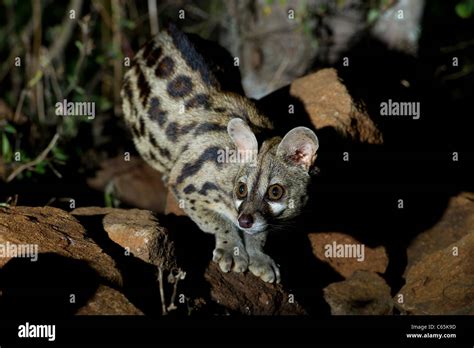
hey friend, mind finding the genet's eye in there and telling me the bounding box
[267,184,284,200]
[236,182,248,199]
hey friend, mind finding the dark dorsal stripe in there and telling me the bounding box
[148,97,168,127]
[198,182,220,196]
[185,93,211,110]
[167,75,193,98]
[167,23,219,88]
[146,46,163,67]
[176,146,221,185]
[194,122,227,136]
[155,56,175,78]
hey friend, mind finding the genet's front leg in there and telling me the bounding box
[244,231,281,283]
[212,222,249,273]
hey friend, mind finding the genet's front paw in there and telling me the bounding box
[248,252,281,283]
[212,243,249,273]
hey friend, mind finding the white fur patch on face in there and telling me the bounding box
[235,199,244,210]
[268,201,286,216]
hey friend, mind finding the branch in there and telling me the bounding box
[6,133,60,182]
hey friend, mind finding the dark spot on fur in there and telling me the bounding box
[213,198,219,203]
[148,133,158,147]
[138,117,146,135]
[165,121,196,141]
[199,182,220,196]
[176,146,222,184]
[155,56,175,78]
[183,184,196,194]
[213,107,226,113]
[148,97,168,127]
[136,66,151,106]
[131,124,140,138]
[158,147,171,160]
[122,78,133,101]
[189,199,196,204]
[179,122,197,135]
[223,240,228,244]
[194,122,226,136]
[214,227,219,231]
[146,46,163,67]
[141,41,155,61]
[204,200,210,204]
[185,94,211,110]
[191,206,196,211]
[167,24,219,87]
[167,75,193,98]
[149,150,157,162]
[165,122,178,142]
[224,231,229,234]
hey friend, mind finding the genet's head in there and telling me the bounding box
[227,118,319,235]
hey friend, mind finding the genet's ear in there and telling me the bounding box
[277,127,319,171]
[227,118,258,160]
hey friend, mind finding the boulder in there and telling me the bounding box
[323,270,393,315]
[290,69,383,144]
[396,232,474,315]
[0,206,121,284]
[308,232,388,278]
[76,285,144,315]
[204,263,306,315]
[72,207,176,268]
[405,192,474,274]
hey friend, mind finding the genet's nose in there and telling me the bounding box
[238,214,254,229]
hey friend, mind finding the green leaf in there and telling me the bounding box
[122,19,136,30]
[367,8,379,24]
[2,133,12,162]
[35,161,47,175]
[74,85,85,95]
[3,124,16,134]
[455,1,473,18]
[74,40,84,51]
[52,146,68,162]
[98,96,112,111]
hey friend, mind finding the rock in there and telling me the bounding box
[290,69,383,144]
[72,207,177,269]
[76,285,144,315]
[87,155,167,213]
[323,270,393,315]
[308,232,388,278]
[405,192,474,274]
[0,206,122,285]
[396,232,474,315]
[204,263,306,315]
